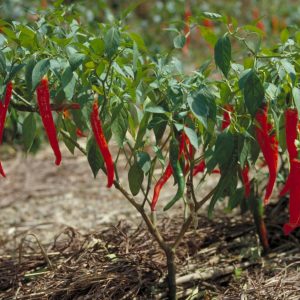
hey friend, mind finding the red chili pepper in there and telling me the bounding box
[282,159,300,235]
[241,163,250,198]
[0,82,13,177]
[221,104,234,130]
[151,163,173,211]
[76,128,87,138]
[252,8,265,32]
[193,159,220,176]
[202,19,214,28]
[280,108,298,196]
[36,77,62,166]
[90,100,114,188]
[255,105,278,204]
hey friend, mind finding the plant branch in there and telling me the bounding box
[172,187,216,250]
[59,127,167,251]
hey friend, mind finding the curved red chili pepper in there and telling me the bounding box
[151,163,173,211]
[36,77,62,166]
[221,104,234,130]
[255,105,278,204]
[241,163,250,198]
[283,159,300,235]
[280,108,298,196]
[0,82,13,177]
[90,100,114,188]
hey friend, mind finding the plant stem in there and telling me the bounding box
[251,196,269,254]
[165,247,177,300]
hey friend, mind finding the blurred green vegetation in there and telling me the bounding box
[1,0,300,63]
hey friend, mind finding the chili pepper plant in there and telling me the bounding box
[1,4,300,299]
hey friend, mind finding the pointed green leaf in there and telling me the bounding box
[32,59,50,91]
[214,34,231,77]
[104,27,120,57]
[173,34,186,49]
[243,70,264,116]
[87,137,104,178]
[128,162,144,196]
[23,114,36,151]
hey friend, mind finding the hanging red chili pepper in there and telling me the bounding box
[36,77,62,166]
[241,163,250,198]
[280,108,298,196]
[282,159,300,235]
[151,163,173,211]
[255,105,278,204]
[221,104,234,130]
[90,100,114,188]
[0,81,13,178]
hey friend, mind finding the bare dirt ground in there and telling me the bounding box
[1,144,300,299]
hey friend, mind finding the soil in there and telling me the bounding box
[0,143,300,299]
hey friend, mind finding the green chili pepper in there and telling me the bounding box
[163,138,185,211]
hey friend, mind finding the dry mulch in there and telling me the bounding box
[1,146,300,299]
[1,211,300,300]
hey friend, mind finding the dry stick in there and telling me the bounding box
[19,233,53,270]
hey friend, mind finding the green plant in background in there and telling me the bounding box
[1,1,300,298]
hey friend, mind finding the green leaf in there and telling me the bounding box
[227,187,244,211]
[134,112,151,150]
[214,34,231,77]
[281,59,296,84]
[148,114,168,143]
[7,64,25,82]
[62,66,76,100]
[183,127,198,150]
[293,87,300,115]
[25,58,36,93]
[201,12,223,20]
[104,27,120,57]
[137,152,151,174]
[187,89,216,128]
[62,119,77,154]
[0,50,6,75]
[87,137,104,178]
[243,70,264,116]
[90,38,105,56]
[128,162,144,196]
[213,132,234,170]
[22,114,36,151]
[173,34,186,49]
[145,106,166,114]
[208,164,237,217]
[111,106,128,148]
[32,59,50,91]
[69,53,86,71]
[280,28,289,43]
